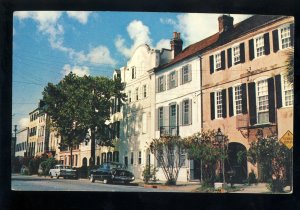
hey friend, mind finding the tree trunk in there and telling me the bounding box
[90,127,96,166]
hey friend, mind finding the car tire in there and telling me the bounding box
[90,174,95,183]
[50,173,53,178]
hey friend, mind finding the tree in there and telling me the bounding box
[286,49,294,85]
[80,76,126,166]
[183,130,229,184]
[43,73,89,167]
[149,135,186,185]
[247,134,290,186]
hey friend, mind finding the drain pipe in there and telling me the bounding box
[198,55,203,183]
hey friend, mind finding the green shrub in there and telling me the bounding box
[165,179,176,186]
[142,165,158,184]
[267,179,285,193]
[28,156,48,175]
[39,158,58,176]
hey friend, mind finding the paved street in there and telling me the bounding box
[11,174,190,192]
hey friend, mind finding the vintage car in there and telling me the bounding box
[49,164,77,179]
[89,162,135,184]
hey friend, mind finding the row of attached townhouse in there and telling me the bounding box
[16,14,293,184]
[112,14,294,182]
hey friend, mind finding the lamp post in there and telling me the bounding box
[216,128,225,186]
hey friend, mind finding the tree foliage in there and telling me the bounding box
[247,134,290,184]
[149,135,186,185]
[183,130,229,184]
[43,72,126,166]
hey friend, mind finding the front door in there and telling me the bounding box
[190,160,201,180]
[124,156,128,168]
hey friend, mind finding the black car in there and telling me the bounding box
[89,162,135,184]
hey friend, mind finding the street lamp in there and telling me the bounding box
[216,128,225,187]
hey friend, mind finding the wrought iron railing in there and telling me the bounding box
[159,126,179,137]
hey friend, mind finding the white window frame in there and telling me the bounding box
[215,90,223,119]
[158,76,165,92]
[214,52,222,69]
[255,78,269,124]
[158,107,164,128]
[143,84,147,98]
[169,71,177,89]
[233,84,243,115]
[254,34,265,58]
[279,24,292,50]
[182,99,189,125]
[232,45,240,64]
[182,65,190,84]
[281,73,293,107]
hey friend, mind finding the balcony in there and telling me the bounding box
[160,126,179,137]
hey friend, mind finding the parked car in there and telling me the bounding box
[49,164,77,179]
[89,162,135,184]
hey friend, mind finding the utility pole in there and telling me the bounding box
[12,125,17,160]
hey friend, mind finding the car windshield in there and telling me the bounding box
[109,163,123,169]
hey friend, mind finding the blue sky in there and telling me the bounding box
[12,11,251,129]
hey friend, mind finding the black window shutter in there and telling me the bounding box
[227,48,232,68]
[222,89,227,118]
[249,39,254,60]
[221,50,226,70]
[268,77,275,123]
[228,87,233,117]
[209,55,214,74]
[241,83,248,114]
[275,74,282,108]
[290,23,294,47]
[264,33,270,55]
[240,43,245,63]
[272,29,279,53]
[248,82,257,125]
[210,92,215,120]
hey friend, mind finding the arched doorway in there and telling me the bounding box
[82,157,87,167]
[225,142,247,183]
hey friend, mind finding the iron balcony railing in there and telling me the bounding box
[159,126,179,137]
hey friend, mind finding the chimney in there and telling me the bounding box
[170,32,183,58]
[218,15,234,33]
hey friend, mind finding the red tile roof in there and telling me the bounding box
[156,15,288,71]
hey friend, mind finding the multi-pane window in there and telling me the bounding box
[280,25,291,49]
[143,85,147,98]
[158,76,165,92]
[182,65,190,84]
[179,150,186,167]
[107,152,112,162]
[128,91,131,103]
[255,35,265,57]
[131,67,136,79]
[215,91,223,118]
[138,151,142,164]
[135,88,139,101]
[130,152,134,165]
[234,85,242,115]
[233,45,240,63]
[215,53,221,69]
[183,100,189,125]
[159,107,164,128]
[282,75,293,106]
[169,71,177,89]
[257,79,269,124]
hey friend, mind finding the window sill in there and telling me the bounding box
[182,80,192,85]
[249,123,276,128]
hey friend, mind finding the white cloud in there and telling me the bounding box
[14,11,116,67]
[155,39,170,50]
[160,18,176,25]
[167,13,252,47]
[66,11,92,24]
[115,20,152,58]
[62,64,90,77]
[19,117,29,129]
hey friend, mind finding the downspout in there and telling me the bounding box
[198,55,203,183]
